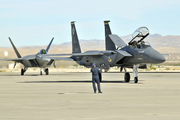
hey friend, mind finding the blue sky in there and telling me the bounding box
[0,0,180,47]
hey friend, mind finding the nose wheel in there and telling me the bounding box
[134,77,138,83]
[133,64,139,83]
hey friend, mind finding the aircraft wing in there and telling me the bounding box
[109,34,126,48]
[0,55,36,62]
[42,54,72,57]
[43,51,103,57]
[0,58,23,62]
[72,52,103,56]
[44,57,74,61]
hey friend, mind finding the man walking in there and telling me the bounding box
[91,63,102,93]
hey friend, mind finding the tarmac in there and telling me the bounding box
[0,72,180,120]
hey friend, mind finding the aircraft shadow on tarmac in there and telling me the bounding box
[0,74,39,76]
[19,80,143,84]
[0,73,70,76]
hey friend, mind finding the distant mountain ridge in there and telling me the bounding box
[57,34,180,49]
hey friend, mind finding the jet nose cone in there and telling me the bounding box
[149,50,166,63]
[155,54,166,63]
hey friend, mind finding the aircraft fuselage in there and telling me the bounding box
[75,45,165,69]
[20,54,53,68]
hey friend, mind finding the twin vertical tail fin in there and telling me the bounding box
[8,37,22,58]
[46,37,54,53]
[104,21,116,50]
[71,21,81,53]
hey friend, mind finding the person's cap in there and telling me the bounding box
[92,63,95,67]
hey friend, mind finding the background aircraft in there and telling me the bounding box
[0,37,70,75]
[46,21,165,83]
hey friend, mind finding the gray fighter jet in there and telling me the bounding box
[0,37,69,75]
[46,21,166,83]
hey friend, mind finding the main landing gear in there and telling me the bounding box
[21,67,28,75]
[124,72,130,82]
[124,67,130,83]
[123,64,139,83]
[44,68,49,75]
[40,68,49,75]
[20,67,49,75]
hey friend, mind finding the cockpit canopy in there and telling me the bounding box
[132,26,149,39]
[38,49,47,54]
[129,26,149,45]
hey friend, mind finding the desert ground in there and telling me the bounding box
[0,72,180,120]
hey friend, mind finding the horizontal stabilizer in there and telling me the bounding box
[109,34,126,48]
[0,58,23,62]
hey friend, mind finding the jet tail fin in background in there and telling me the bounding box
[104,21,116,50]
[8,37,22,58]
[46,37,54,53]
[71,21,81,53]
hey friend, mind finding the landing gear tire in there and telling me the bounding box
[134,77,138,83]
[45,69,49,75]
[124,72,130,82]
[21,69,24,75]
[40,71,42,75]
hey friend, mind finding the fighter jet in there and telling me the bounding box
[46,21,166,83]
[0,37,71,75]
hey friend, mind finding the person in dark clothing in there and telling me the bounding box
[91,63,102,93]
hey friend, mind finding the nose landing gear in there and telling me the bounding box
[133,64,139,83]
[123,65,139,83]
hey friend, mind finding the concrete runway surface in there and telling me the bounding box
[0,72,180,120]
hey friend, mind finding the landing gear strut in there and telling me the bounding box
[21,67,28,75]
[133,64,139,83]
